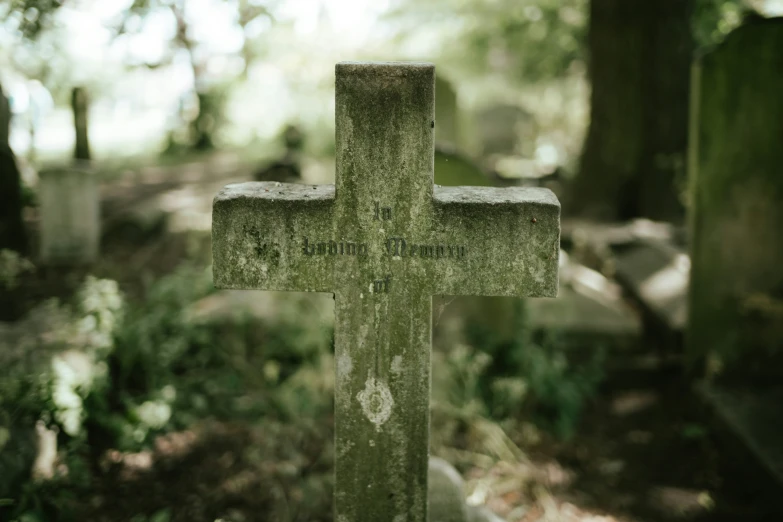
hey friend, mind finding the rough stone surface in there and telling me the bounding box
[39,166,99,264]
[213,62,560,521]
[688,18,783,381]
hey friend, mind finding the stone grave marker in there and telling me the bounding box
[0,83,27,254]
[688,17,783,381]
[39,166,99,264]
[212,62,560,521]
[475,104,536,158]
[689,17,783,492]
[435,76,460,148]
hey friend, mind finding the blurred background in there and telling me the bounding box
[2,0,783,520]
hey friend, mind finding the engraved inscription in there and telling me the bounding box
[387,237,466,259]
[372,275,391,294]
[300,237,467,259]
[302,237,368,256]
[374,201,392,221]
[386,237,406,256]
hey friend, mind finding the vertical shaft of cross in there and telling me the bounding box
[332,62,436,522]
[334,290,431,521]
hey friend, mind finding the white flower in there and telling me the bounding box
[52,351,94,390]
[53,380,81,410]
[57,408,82,437]
[136,401,172,430]
[78,315,98,335]
[161,385,177,402]
[52,381,83,436]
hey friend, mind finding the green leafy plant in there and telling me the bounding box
[465,298,606,439]
[0,275,124,520]
[0,250,34,290]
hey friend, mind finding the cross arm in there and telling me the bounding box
[212,181,336,292]
[431,186,560,297]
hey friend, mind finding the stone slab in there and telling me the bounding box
[39,167,99,264]
[613,239,688,332]
[698,384,783,490]
[688,17,783,379]
[562,219,688,335]
[428,457,503,522]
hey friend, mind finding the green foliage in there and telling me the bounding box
[2,0,64,39]
[130,508,171,522]
[112,265,214,397]
[1,261,337,519]
[694,0,745,47]
[87,262,334,449]
[0,276,124,520]
[390,0,586,84]
[463,299,605,440]
[0,250,34,290]
[681,423,709,440]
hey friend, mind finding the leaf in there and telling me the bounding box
[150,509,172,522]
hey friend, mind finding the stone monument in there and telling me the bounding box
[213,62,560,521]
[688,17,783,381]
[39,165,99,264]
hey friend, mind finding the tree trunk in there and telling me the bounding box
[72,87,91,161]
[0,83,27,253]
[569,0,692,222]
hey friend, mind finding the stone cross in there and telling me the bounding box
[212,62,560,522]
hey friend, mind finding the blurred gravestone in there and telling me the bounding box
[688,17,783,382]
[0,83,26,253]
[563,219,688,344]
[39,166,99,264]
[435,148,493,188]
[435,76,460,148]
[71,87,91,161]
[212,62,560,521]
[476,104,536,158]
[0,85,9,146]
[689,17,783,490]
[254,124,304,182]
[428,457,503,522]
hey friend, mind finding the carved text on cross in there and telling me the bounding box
[213,62,560,522]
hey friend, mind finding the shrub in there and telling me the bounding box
[461,298,605,440]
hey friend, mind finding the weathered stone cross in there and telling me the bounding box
[212,62,560,521]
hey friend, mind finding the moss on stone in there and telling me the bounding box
[688,18,783,382]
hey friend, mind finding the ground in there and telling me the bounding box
[61,353,782,522]
[6,155,782,522]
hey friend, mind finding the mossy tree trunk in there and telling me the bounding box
[72,87,91,161]
[569,0,692,222]
[170,1,216,151]
[0,83,27,254]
